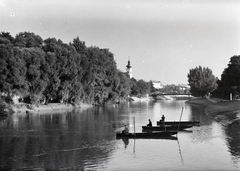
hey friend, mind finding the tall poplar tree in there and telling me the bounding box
[187,66,218,98]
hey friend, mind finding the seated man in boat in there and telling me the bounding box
[147,119,152,127]
[122,125,129,134]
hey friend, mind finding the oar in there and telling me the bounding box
[133,117,136,136]
[133,117,136,153]
[177,107,184,133]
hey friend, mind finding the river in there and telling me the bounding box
[0,100,240,170]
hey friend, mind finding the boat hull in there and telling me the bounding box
[116,136,178,140]
[116,131,177,139]
[142,125,192,131]
[157,121,200,126]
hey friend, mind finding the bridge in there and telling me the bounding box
[151,93,191,96]
[150,93,192,100]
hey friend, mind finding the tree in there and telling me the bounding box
[114,71,131,100]
[0,44,27,97]
[1,31,144,105]
[14,32,43,48]
[81,46,120,105]
[213,55,240,99]
[130,78,151,97]
[71,37,86,54]
[0,32,14,45]
[0,44,13,94]
[218,55,240,87]
[21,47,48,104]
[137,79,151,96]
[42,38,58,53]
[54,41,81,104]
[130,78,139,96]
[41,52,61,104]
[149,81,156,93]
[187,66,218,98]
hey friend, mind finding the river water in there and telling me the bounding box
[0,100,240,170]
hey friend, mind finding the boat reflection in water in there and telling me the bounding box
[116,131,177,139]
[117,134,178,140]
[122,138,129,148]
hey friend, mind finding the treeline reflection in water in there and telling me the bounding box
[0,108,119,170]
[224,124,240,164]
[0,100,240,170]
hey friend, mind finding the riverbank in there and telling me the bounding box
[128,96,151,101]
[187,98,240,126]
[3,102,93,115]
[1,96,146,115]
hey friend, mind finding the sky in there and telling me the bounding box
[1,0,240,85]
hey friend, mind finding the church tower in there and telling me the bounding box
[126,59,132,78]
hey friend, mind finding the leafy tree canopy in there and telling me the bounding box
[0,32,151,105]
[187,66,218,98]
[130,78,151,97]
[218,55,240,87]
[212,55,240,99]
[14,32,43,48]
[0,32,14,45]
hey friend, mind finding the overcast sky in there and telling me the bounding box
[1,0,240,85]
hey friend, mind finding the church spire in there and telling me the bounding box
[126,58,132,78]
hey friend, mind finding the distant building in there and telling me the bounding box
[126,60,132,78]
[152,80,164,89]
[178,84,190,93]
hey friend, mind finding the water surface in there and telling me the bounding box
[0,100,239,170]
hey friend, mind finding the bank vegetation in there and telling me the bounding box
[0,32,152,110]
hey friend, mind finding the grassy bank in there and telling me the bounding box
[187,98,240,126]
[205,100,240,126]
[186,98,213,107]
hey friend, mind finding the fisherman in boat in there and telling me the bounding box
[122,125,129,134]
[160,115,165,122]
[159,115,166,129]
[147,119,152,127]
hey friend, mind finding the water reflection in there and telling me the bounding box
[177,138,185,165]
[224,125,240,166]
[0,117,6,127]
[188,106,213,125]
[0,100,240,170]
[122,138,129,148]
[0,108,118,170]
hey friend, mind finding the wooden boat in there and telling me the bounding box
[116,135,178,140]
[116,131,177,139]
[142,125,192,131]
[157,121,200,126]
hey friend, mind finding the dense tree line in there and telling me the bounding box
[130,78,152,97]
[212,55,240,99]
[187,56,240,99]
[0,32,151,105]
